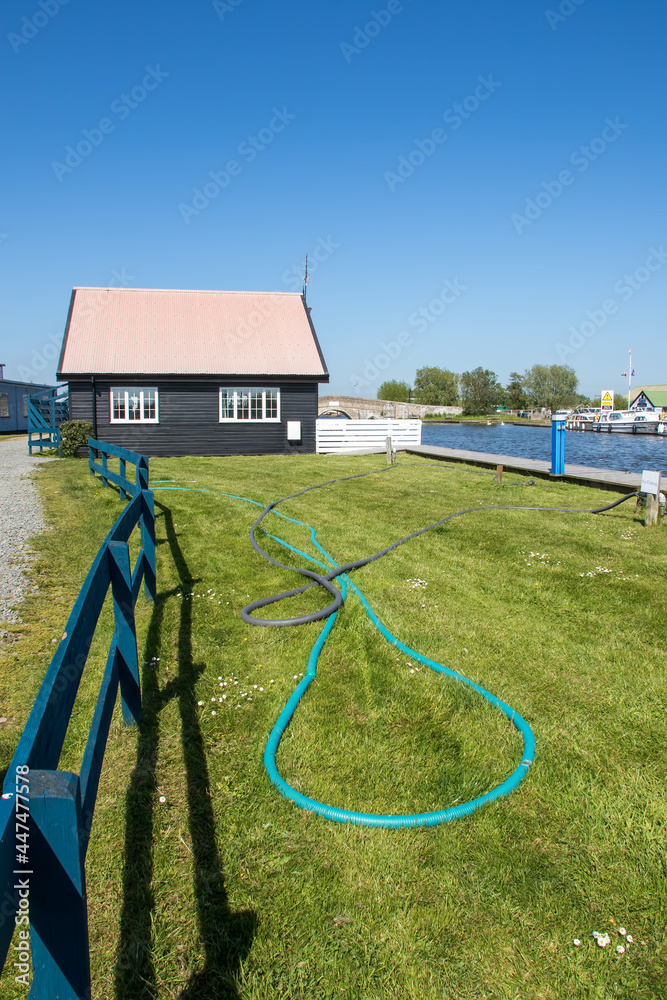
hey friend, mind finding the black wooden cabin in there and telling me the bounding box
[57,287,329,457]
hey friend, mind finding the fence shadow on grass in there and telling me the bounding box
[115,500,256,1000]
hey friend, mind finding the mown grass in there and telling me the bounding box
[1,452,666,999]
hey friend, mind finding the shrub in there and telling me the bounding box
[59,420,93,458]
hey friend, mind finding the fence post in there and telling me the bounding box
[28,770,91,1000]
[119,458,127,501]
[141,490,156,602]
[136,456,149,492]
[108,542,141,726]
[89,443,94,477]
[0,798,20,975]
[101,450,108,487]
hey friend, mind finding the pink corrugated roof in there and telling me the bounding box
[58,287,328,378]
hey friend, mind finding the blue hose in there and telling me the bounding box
[261,527,535,828]
[151,479,539,827]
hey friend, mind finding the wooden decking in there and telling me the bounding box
[404,444,652,492]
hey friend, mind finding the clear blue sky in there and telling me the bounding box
[1,0,665,398]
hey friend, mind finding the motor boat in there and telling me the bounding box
[592,410,664,434]
[566,407,599,430]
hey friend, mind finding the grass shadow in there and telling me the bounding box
[115,500,255,999]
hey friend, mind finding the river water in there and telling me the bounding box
[421,421,667,474]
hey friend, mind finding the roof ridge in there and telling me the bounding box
[72,287,303,296]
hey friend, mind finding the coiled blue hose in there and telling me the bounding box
[153,474,635,828]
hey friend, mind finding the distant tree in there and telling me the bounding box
[505,371,529,410]
[522,364,579,412]
[377,380,411,402]
[460,367,503,415]
[412,367,459,405]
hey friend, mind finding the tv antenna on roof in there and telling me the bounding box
[302,253,310,303]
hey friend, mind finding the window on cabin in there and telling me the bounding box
[23,396,28,418]
[219,388,280,422]
[110,388,159,423]
[0,393,8,418]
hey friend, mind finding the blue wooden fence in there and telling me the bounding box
[0,443,155,998]
[27,387,69,456]
[88,438,149,500]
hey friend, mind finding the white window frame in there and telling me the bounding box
[218,387,281,423]
[110,388,159,424]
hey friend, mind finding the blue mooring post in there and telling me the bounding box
[550,416,566,476]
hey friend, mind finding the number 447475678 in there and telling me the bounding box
[15,766,29,864]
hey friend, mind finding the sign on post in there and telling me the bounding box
[641,470,662,527]
[601,390,614,411]
[640,470,661,496]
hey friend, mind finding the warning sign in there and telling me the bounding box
[601,390,614,411]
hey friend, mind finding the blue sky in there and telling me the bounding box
[1,0,665,398]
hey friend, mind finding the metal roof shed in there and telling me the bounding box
[57,287,330,457]
[0,378,54,434]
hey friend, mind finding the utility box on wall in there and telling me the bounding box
[287,421,302,441]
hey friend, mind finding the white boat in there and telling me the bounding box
[590,410,664,434]
[566,413,597,430]
[565,407,600,430]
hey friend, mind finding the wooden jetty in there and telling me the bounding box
[404,444,658,493]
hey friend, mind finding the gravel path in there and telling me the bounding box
[0,437,56,630]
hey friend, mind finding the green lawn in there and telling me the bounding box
[1,453,666,999]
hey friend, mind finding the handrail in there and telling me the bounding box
[0,444,155,998]
[27,386,69,457]
[88,437,149,499]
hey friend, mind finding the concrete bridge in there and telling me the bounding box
[318,394,462,420]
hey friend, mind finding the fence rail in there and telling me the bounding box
[0,444,155,999]
[316,418,422,454]
[89,438,149,499]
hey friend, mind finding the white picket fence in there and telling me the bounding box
[316,419,422,454]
